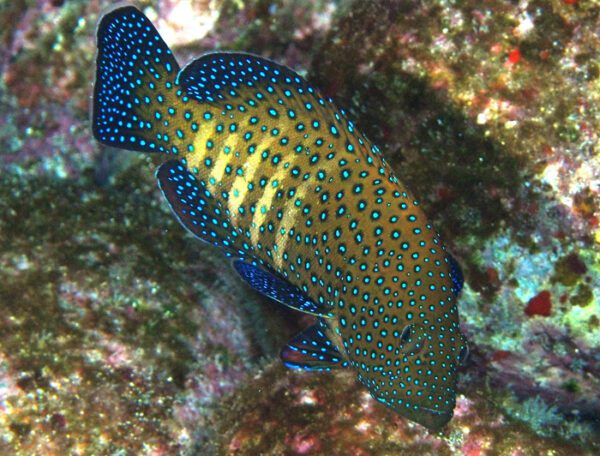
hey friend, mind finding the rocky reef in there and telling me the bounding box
[0,0,598,454]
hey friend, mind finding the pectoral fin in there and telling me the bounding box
[280,323,348,372]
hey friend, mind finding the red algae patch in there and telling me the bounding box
[525,291,552,317]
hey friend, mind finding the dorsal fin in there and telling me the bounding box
[174,52,371,166]
[176,52,321,104]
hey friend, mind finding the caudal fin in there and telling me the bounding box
[92,6,180,152]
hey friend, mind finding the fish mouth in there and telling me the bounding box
[399,404,454,431]
[374,392,455,430]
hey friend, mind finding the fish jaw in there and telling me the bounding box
[401,404,454,431]
[373,393,455,431]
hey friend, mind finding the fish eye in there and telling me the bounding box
[458,342,469,364]
[400,324,412,344]
[399,324,423,356]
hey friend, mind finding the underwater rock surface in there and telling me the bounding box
[207,363,592,455]
[0,0,598,454]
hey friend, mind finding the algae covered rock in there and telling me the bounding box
[0,0,598,454]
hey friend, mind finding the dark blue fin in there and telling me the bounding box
[447,254,464,296]
[177,52,318,104]
[280,323,348,371]
[156,160,247,257]
[93,6,179,152]
[233,260,331,317]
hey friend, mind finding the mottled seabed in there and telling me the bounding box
[0,0,598,455]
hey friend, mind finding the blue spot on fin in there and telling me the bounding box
[280,322,348,372]
[93,6,179,152]
[156,160,245,257]
[177,52,319,104]
[233,260,331,317]
[447,254,463,296]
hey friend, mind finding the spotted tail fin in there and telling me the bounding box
[92,6,180,152]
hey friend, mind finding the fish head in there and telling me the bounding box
[357,320,469,431]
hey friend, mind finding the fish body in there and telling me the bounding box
[93,5,468,430]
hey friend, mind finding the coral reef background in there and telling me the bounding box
[0,0,598,454]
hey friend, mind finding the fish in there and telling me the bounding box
[92,5,468,430]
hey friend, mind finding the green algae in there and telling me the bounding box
[499,392,597,446]
[552,253,588,286]
[561,379,579,394]
[571,284,593,308]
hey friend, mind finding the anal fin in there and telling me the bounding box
[233,260,331,317]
